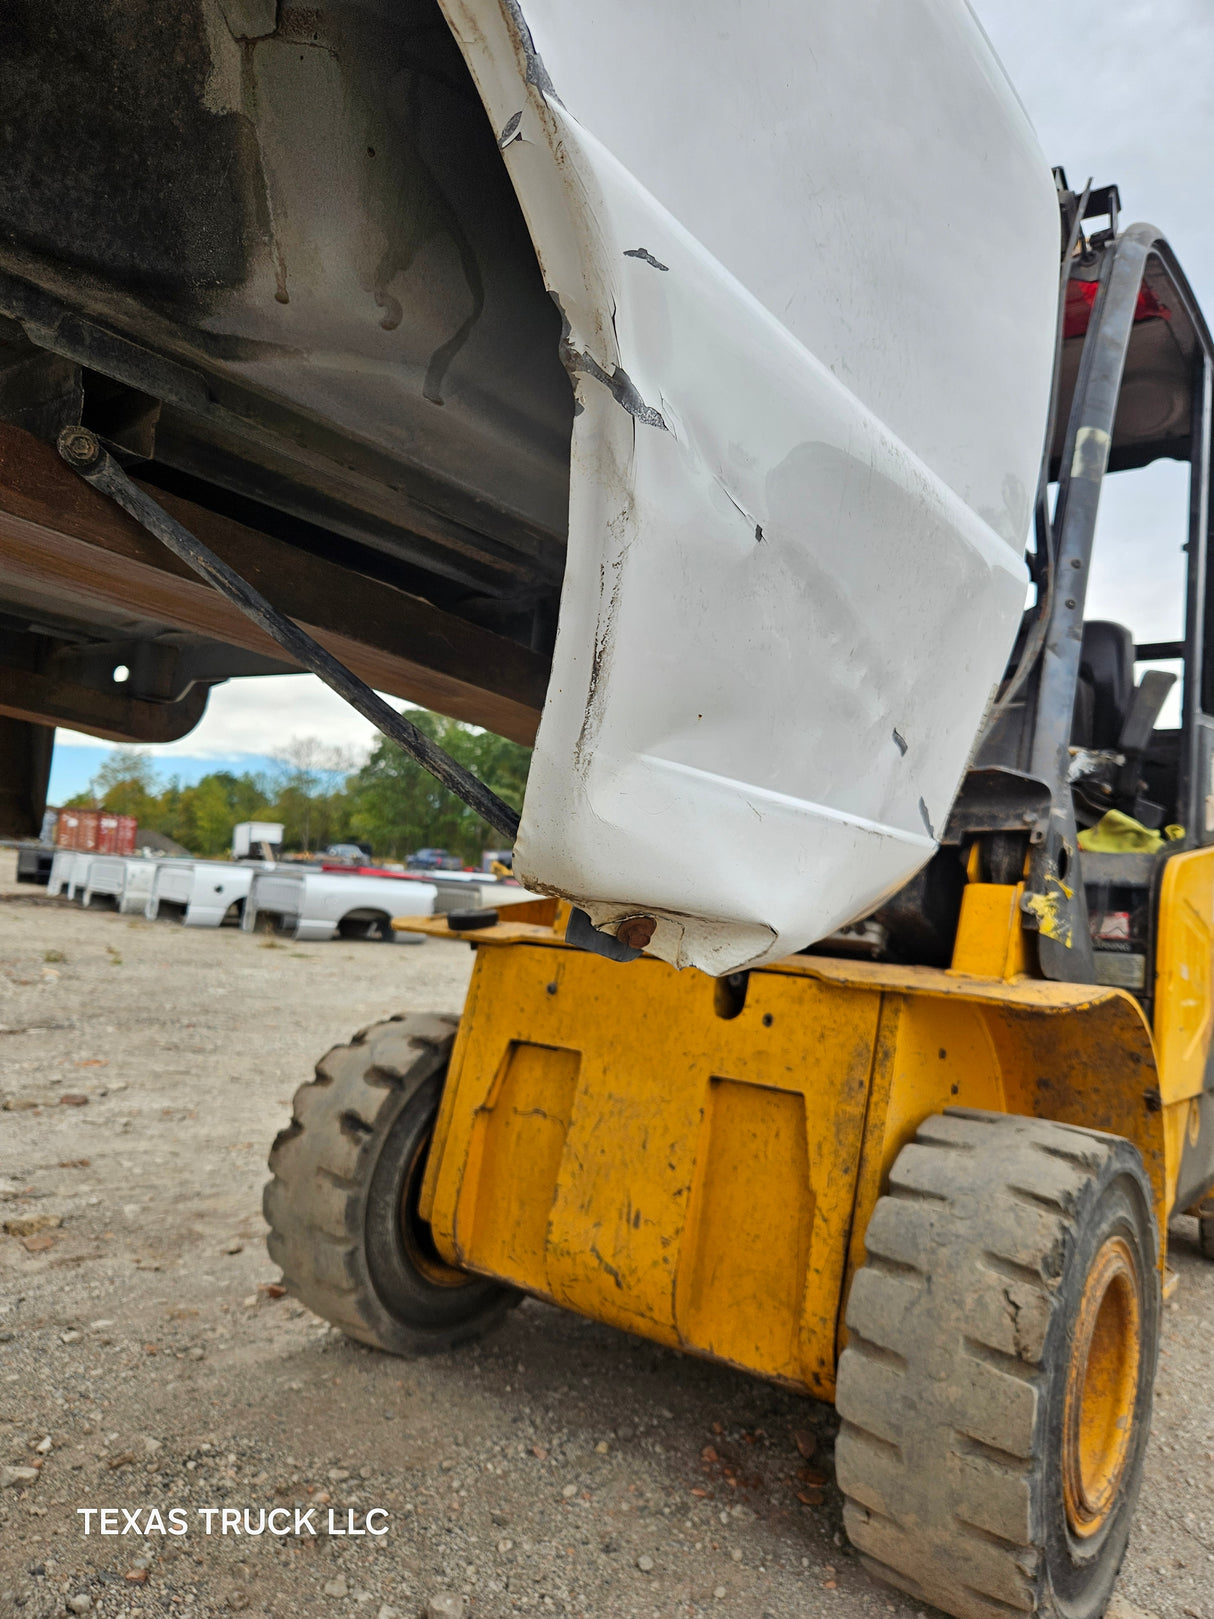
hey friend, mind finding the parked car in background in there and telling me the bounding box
[324,843,373,863]
[407,848,463,871]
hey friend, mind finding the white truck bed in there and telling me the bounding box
[81,856,157,916]
[449,0,1061,971]
[243,870,438,944]
[425,875,539,914]
[145,861,260,928]
[47,849,94,900]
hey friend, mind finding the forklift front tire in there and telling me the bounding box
[837,1109,1159,1619]
[264,1013,521,1355]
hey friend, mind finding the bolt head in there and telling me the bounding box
[616,915,657,951]
[57,425,102,469]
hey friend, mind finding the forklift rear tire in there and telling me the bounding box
[837,1109,1159,1619]
[264,1013,521,1354]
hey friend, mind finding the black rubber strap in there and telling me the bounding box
[56,427,521,843]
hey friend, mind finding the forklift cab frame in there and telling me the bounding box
[953,178,1214,999]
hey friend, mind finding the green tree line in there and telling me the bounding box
[63,710,531,864]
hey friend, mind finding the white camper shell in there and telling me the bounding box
[232,822,284,859]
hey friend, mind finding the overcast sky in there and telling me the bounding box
[975,0,1214,314]
[50,1,1214,791]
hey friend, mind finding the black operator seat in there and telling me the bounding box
[1072,621,1135,749]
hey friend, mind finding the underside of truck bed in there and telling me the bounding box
[0,0,570,761]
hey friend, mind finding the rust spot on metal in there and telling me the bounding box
[616,915,657,951]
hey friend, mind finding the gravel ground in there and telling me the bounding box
[0,847,1210,1619]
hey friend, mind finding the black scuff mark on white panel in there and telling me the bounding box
[893,728,907,756]
[576,548,629,772]
[548,291,586,416]
[576,352,667,431]
[501,0,563,103]
[919,797,935,838]
[623,248,669,272]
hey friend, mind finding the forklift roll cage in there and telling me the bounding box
[958,188,1214,992]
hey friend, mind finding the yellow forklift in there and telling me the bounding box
[54,178,1212,1619]
[258,182,1214,1619]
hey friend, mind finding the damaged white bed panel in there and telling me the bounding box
[441,0,1060,973]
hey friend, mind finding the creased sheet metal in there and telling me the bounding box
[440,0,1059,973]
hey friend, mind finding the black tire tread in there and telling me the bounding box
[263,1012,516,1354]
[837,1108,1156,1619]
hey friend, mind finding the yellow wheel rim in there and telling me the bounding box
[1062,1234,1142,1538]
[399,1132,473,1289]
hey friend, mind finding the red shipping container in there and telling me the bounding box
[55,810,137,853]
[55,809,99,851]
[97,814,137,854]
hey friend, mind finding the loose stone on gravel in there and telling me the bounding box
[2,1213,60,1237]
[425,1596,465,1619]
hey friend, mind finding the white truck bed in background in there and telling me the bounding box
[244,870,439,944]
[81,856,157,915]
[145,861,260,928]
[424,875,539,914]
[47,849,94,900]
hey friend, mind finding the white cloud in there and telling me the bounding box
[54,674,387,764]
